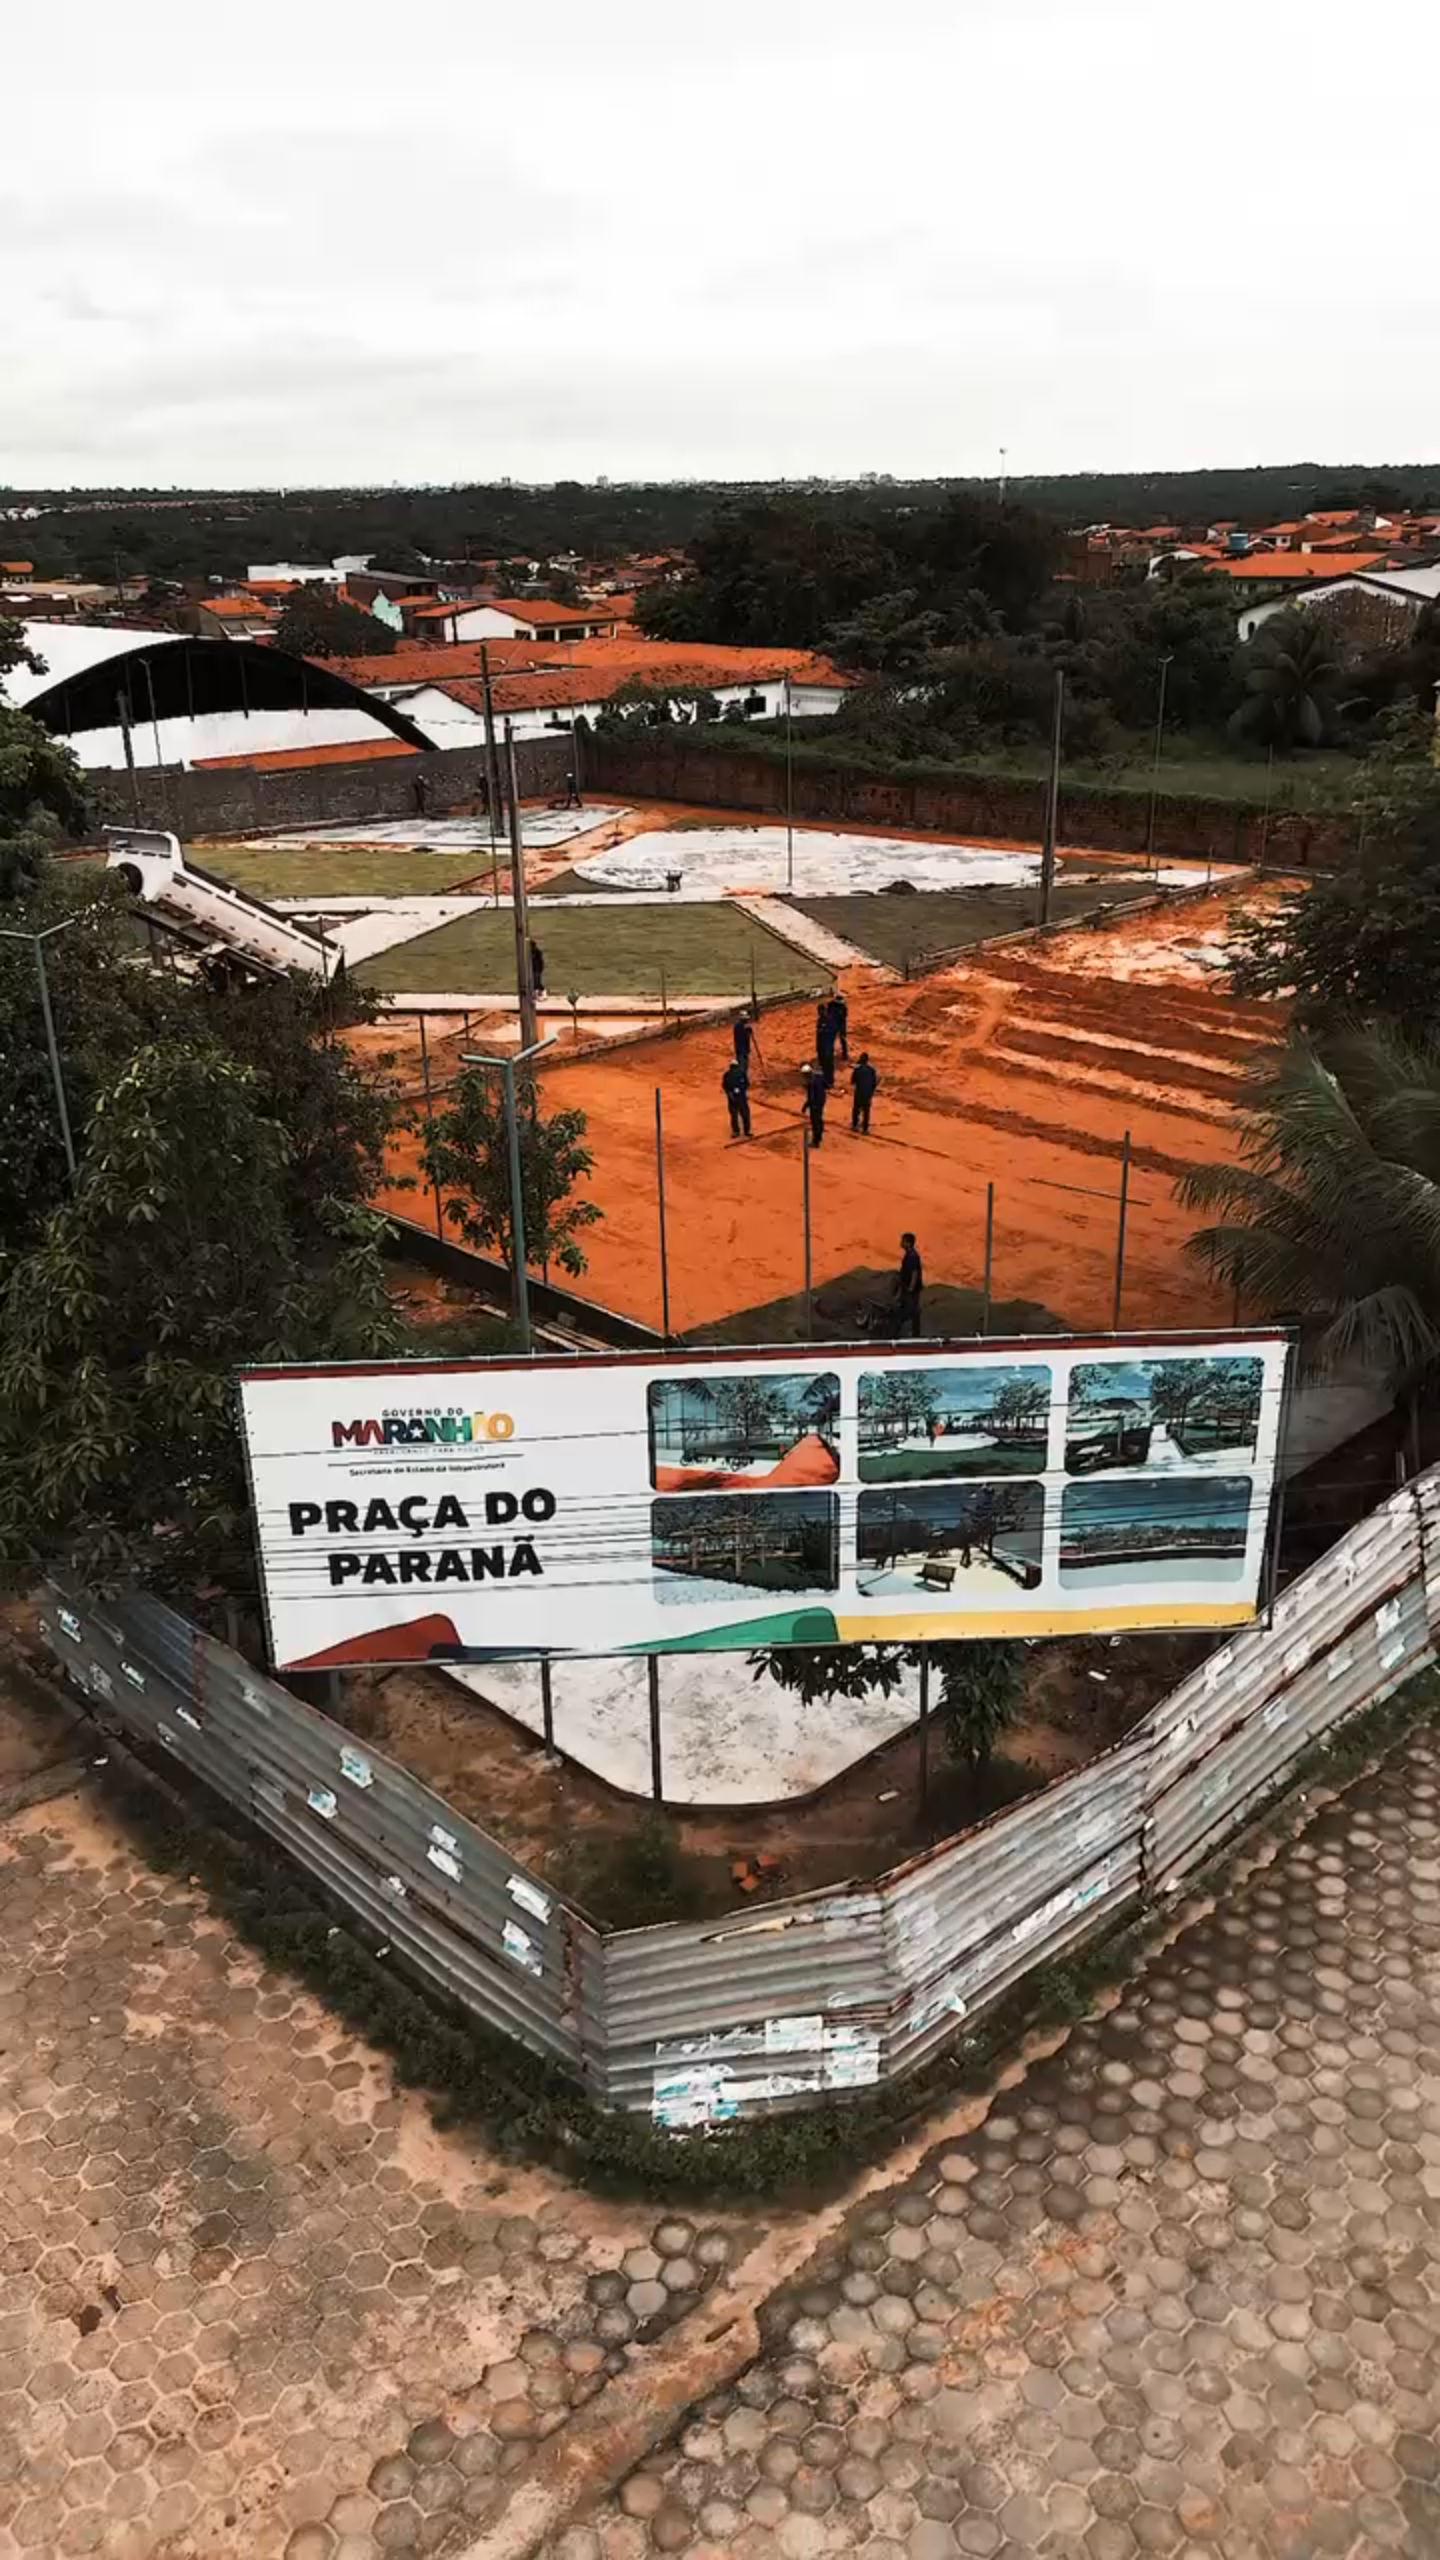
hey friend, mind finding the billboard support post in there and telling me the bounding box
[981,1182,994,1335]
[459,1034,558,1357]
[1112,1131,1132,1330]
[802,1127,813,1341]
[647,1656,664,1805]
[917,1641,931,1814]
[654,1087,671,1342]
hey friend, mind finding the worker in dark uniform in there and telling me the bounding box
[733,1007,761,1071]
[894,1231,924,1336]
[816,1002,838,1090]
[803,1060,827,1149]
[829,989,850,1061]
[529,938,546,999]
[722,1058,752,1139]
[851,1050,879,1133]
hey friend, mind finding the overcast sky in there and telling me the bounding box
[5,0,1435,489]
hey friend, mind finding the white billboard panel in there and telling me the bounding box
[238,1332,1291,1672]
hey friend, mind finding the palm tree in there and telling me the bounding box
[1180,1025,1440,1391]
[1229,611,1342,752]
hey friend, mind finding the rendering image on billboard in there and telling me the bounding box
[238,1329,1289,1670]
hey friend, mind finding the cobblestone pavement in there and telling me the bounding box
[0,1782,757,2560]
[555,1727,1440,2560]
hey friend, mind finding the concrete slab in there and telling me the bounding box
[568,824,1215,900]
[263,807,631,854]
[445,1653,920,1806]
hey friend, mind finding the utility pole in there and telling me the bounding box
[459,1034,556,1354]
[1145,652,1174,871]
[784,674,796,894]
[479,643,503,907]
[0,917,81,1182]
[504,721,539,1050]
[1037,666,1065,926]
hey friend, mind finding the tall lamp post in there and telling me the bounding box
[0,915,80,1182]
[784,675,796,895]
[1145,652,1175,873]
[458,1035,557,1354]
[1037,666,1065,926]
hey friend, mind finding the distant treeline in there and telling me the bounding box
[6,461,1440,587]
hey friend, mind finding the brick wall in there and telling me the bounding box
[586,734,1355,869]
[89,735,574,839]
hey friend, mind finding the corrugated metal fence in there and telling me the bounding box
[38,1465,1439,2129]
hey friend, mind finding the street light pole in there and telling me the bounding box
[0,917,80,1182]
[1037,666,1065,927]
[784,675,795,895]
[504,720,539,1051]
[1145,652,1174,872]
[459,1034,557,1355]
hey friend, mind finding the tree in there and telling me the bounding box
[274,587,396,659]
[421,1066,602,1277]
[933,1641,1026,1776]
[0,621,90,901]
[0,1044,397,1603]
[1229,726,1440,1038]
[989,1377,1049,1436]
[1180,1024,1440,1393]
[748,1636,1026,1780]
[1229,611,1342,751]
[749,1643,910,1705]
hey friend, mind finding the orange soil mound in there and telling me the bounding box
[653,1431,841,1492]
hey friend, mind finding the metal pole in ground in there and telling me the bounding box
[479,643,503,907]
[0,918,80,1183]
[416,1012,445,1240]
[654,1087,671,1342]
[459,1035,556,1356]
[1145,652,1174,878]
[504,721,539,1051]
[1038,666,1065,927]
[539,1657,555,1757]
[802,1125,813,1341]
[981,1182,994,1335]
[1112,1130,1132,1329]
[917,1642,931,1817]
[647,1655,664,1806]
[784,675,795,894]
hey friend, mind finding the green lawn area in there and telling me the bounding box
[918,741,1360,809]
[859,1441,1046,1481]
[360,902,831,999]
[202,846,496,899]
[792,873,1151,971]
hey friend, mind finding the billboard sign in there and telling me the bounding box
[238,1331,1291,1672]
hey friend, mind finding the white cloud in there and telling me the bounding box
[3,0,1435,485]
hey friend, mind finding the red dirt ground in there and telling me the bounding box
[374,879,1295,1339]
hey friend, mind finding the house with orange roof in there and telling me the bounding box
[350,637,854,748]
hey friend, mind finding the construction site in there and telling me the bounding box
[85,789,1340,1860]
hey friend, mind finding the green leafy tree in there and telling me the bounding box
[0,621,91,900]
[749,1643,910,1704]
[933,1641,1026,1776]
[1230,725,1440,1038]
[1229,611,1342,751]
[421,1066,602,1277]
[0,1044,397,1602]
[274,587,396,659]
[1181,1024,1440,1392]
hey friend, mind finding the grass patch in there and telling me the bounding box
[734,723,1363,812]
[790,875,1154,972]
[359,903,830,1000]
[202,846,497,899]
